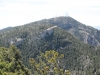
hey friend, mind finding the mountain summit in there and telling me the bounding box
[33,16,100,46]
[0,16,100,75]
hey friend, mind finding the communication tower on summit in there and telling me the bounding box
[64,11,69,17]
[65,12,69,17]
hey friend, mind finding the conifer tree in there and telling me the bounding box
[29,50,70,75]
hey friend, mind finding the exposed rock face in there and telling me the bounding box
[73,23,100,46]
[41,26,57,38]
[15,38,24,46]
[38,16,100,46]
[87,35,100,46]
[10,38,24,46]
[68,29,100,46]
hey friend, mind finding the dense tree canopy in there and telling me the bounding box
[29,50,70,75]
[0,16,100,75]
[0,45,31,75]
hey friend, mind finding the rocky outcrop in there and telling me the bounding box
[40,26,57,38]
[42,16,100,46]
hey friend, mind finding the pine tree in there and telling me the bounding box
[29,50,70,75]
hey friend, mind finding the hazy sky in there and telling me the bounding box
[0,0,100,29]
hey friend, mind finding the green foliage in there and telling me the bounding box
[0,45,31,75]
[29,50,70,75]
[0,16,100,75]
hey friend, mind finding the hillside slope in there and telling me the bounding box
[33,16,100,46]
[0,16,100,74]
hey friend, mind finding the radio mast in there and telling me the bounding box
[67,12,69,17]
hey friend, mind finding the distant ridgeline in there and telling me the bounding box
[93,26,100,30]
[0,16,100,75]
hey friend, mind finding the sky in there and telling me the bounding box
[0,0,100,30]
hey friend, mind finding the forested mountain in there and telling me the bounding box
[0,16,100,75]
[33,16,100,46]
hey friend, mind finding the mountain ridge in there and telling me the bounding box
[93,26,100,30]
[0,16,100,74]
[32,16,100,46]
